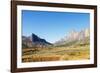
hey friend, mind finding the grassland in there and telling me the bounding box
[22,44,90,62]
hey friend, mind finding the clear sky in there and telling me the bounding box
[22,10,90,43]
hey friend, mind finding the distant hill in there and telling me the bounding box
[22,33,52,48]
[54,28,90,47]
[22,28,90,48]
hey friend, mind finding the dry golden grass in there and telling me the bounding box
[22,55,61,62]
[22,45,90,62]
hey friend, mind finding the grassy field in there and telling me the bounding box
[22,44,90,62]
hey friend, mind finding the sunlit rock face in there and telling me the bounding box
[54,28,90,46]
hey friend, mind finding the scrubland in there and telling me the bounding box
[22,44,90,62]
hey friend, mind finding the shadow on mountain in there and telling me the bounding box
[22,33,53,49]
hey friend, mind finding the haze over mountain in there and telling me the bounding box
[22,33,52,48]
[54,28,90,46]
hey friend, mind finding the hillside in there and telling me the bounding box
[22,33,52,48]
[54,28,90,47]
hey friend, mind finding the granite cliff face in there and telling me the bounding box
[54,28,90,46]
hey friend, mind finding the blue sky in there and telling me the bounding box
[22,10,90,43]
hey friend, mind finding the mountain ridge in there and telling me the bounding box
[22,28,90,48]
[22,33,52,48]
[54,28,90,46]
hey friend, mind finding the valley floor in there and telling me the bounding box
[22,45,90,62]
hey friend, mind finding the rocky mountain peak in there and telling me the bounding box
[54,28,90,46]
[22,33,52,48]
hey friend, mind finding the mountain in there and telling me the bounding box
[22,33,52,48]
[54,28,90,46]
